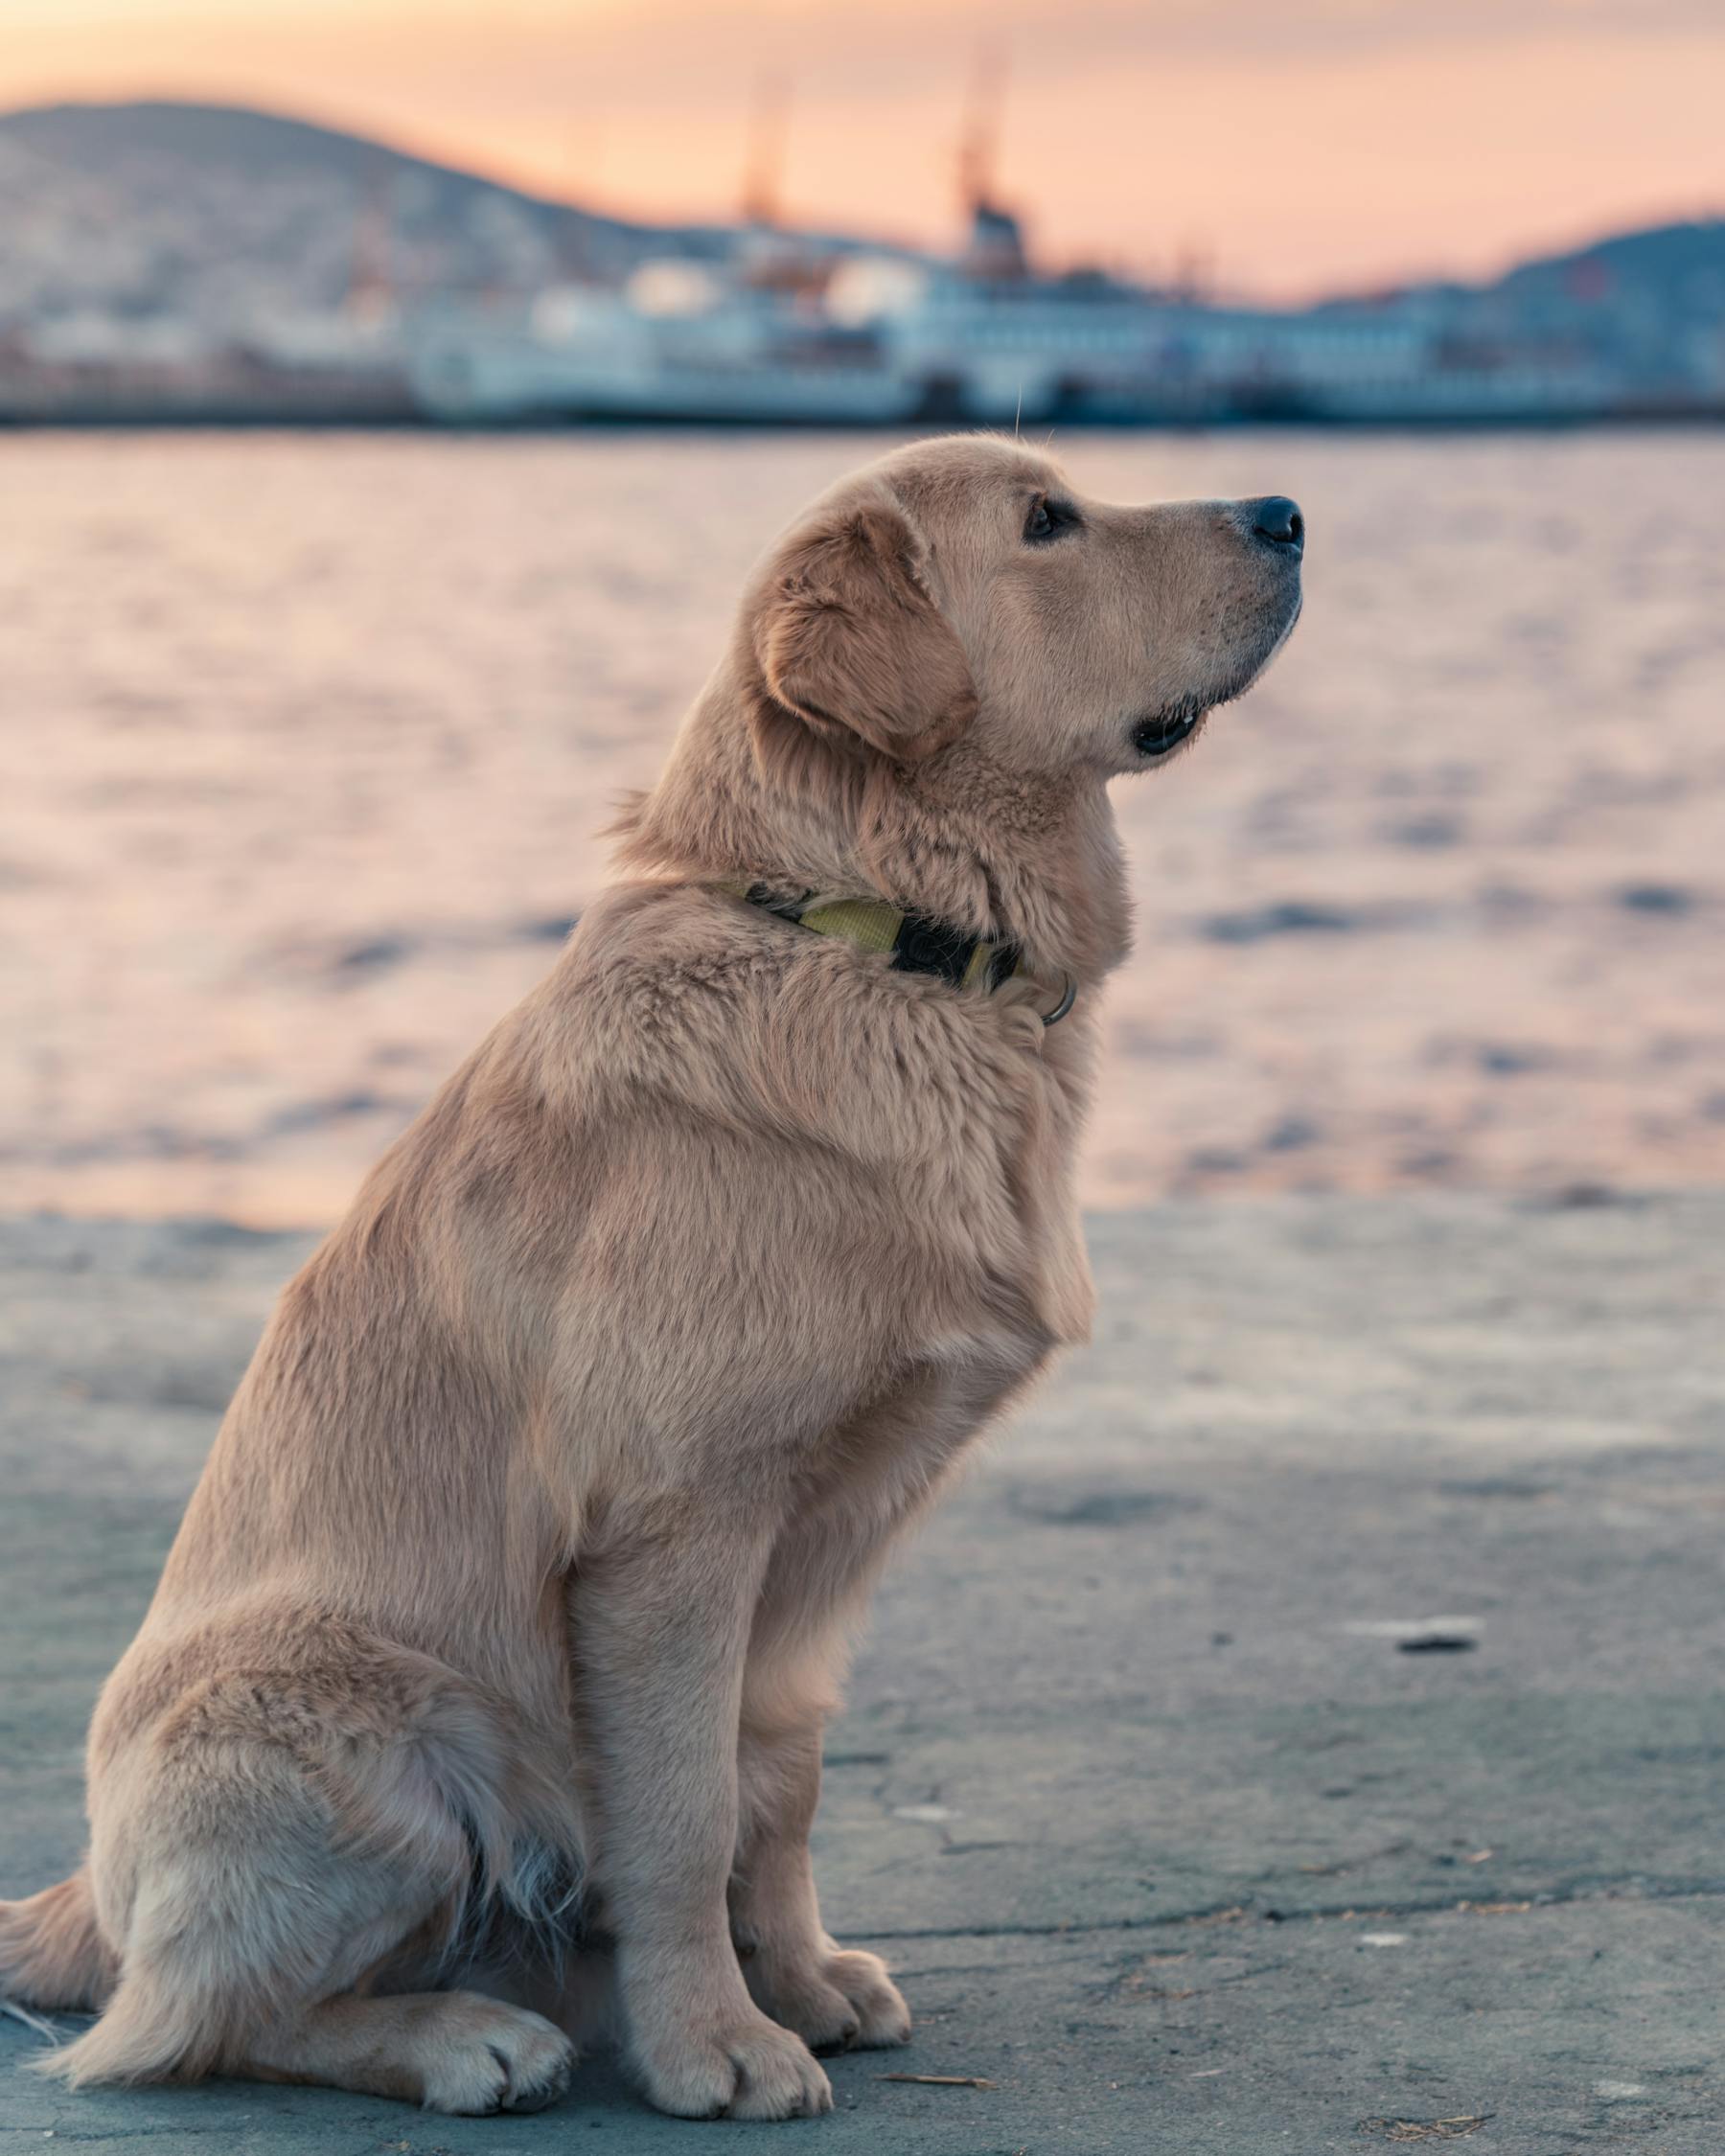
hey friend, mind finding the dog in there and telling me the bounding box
[1,434,1302,2121]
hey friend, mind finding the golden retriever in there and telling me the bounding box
[1,434,1302,2120]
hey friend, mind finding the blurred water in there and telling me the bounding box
[3,427,1722,1224]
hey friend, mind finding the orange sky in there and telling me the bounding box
[4,0,1721,297]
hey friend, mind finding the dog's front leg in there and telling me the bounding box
[724,1348,1043,2050]
[570,1514,833,2122]
[731,1678,911,2053]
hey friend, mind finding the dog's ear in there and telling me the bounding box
[753,500,977,763]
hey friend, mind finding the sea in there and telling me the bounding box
[4,426,1723,1224]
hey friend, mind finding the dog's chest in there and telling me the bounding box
[908,1031,1095,1356]
[791,1318,1057,1548]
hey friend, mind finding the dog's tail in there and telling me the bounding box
[0,1869,116,2030]
[27,1959,222,2088]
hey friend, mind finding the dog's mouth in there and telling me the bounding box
[1131,706,1208,762]
[1131,591,1304,767]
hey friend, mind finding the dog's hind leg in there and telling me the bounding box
[241,1988,575,2112]
[38,1640,581,2111]
[33,1748,455,2094]
[43,1941,574,2116]
[36,1748,576,2111]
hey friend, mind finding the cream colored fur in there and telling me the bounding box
[1,435,1301,2121]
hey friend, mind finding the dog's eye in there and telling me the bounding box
[1024,496,1077,545]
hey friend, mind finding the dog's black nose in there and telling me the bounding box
[1251,496,1304,552]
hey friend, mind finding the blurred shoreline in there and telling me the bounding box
[3,417,1723,434]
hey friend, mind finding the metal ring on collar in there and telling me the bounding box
[1043,973,1077,1027]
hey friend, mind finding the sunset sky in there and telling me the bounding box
[4,0,1721,297]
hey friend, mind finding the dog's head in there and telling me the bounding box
[747,433,1302,787]
[618,434,1302,971]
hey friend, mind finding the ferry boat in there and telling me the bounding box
[402,171,1692,430]
[405,263,1616,430]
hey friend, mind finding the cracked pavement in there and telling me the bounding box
[3,1195,1723,2151]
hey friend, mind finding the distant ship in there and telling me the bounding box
[404,60,1639,431]
[405,220,1622,430]
[409,260,924,427]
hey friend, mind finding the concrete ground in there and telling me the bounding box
[3,1194,1722,2153]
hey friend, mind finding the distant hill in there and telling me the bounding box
[1326,218,1725,333]
[0,97,1716,359]
[0,99,734,332]
[1489,219,1725,334]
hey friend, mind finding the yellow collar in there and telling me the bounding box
[723,883,1076,1024]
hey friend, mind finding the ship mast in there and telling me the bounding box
[741,69,787,230]
[957,41,1003,222]
[957,42,1027,281]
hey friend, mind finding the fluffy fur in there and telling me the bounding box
[2,435,1300,2121]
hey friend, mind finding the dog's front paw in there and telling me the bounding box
[632,2009,832,2121]
[753,1945,911,2053]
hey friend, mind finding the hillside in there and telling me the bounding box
[3,97,1718,344]
[0,99,727,333]
[1496,218,1725,318]
[1323,217,1725,343]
